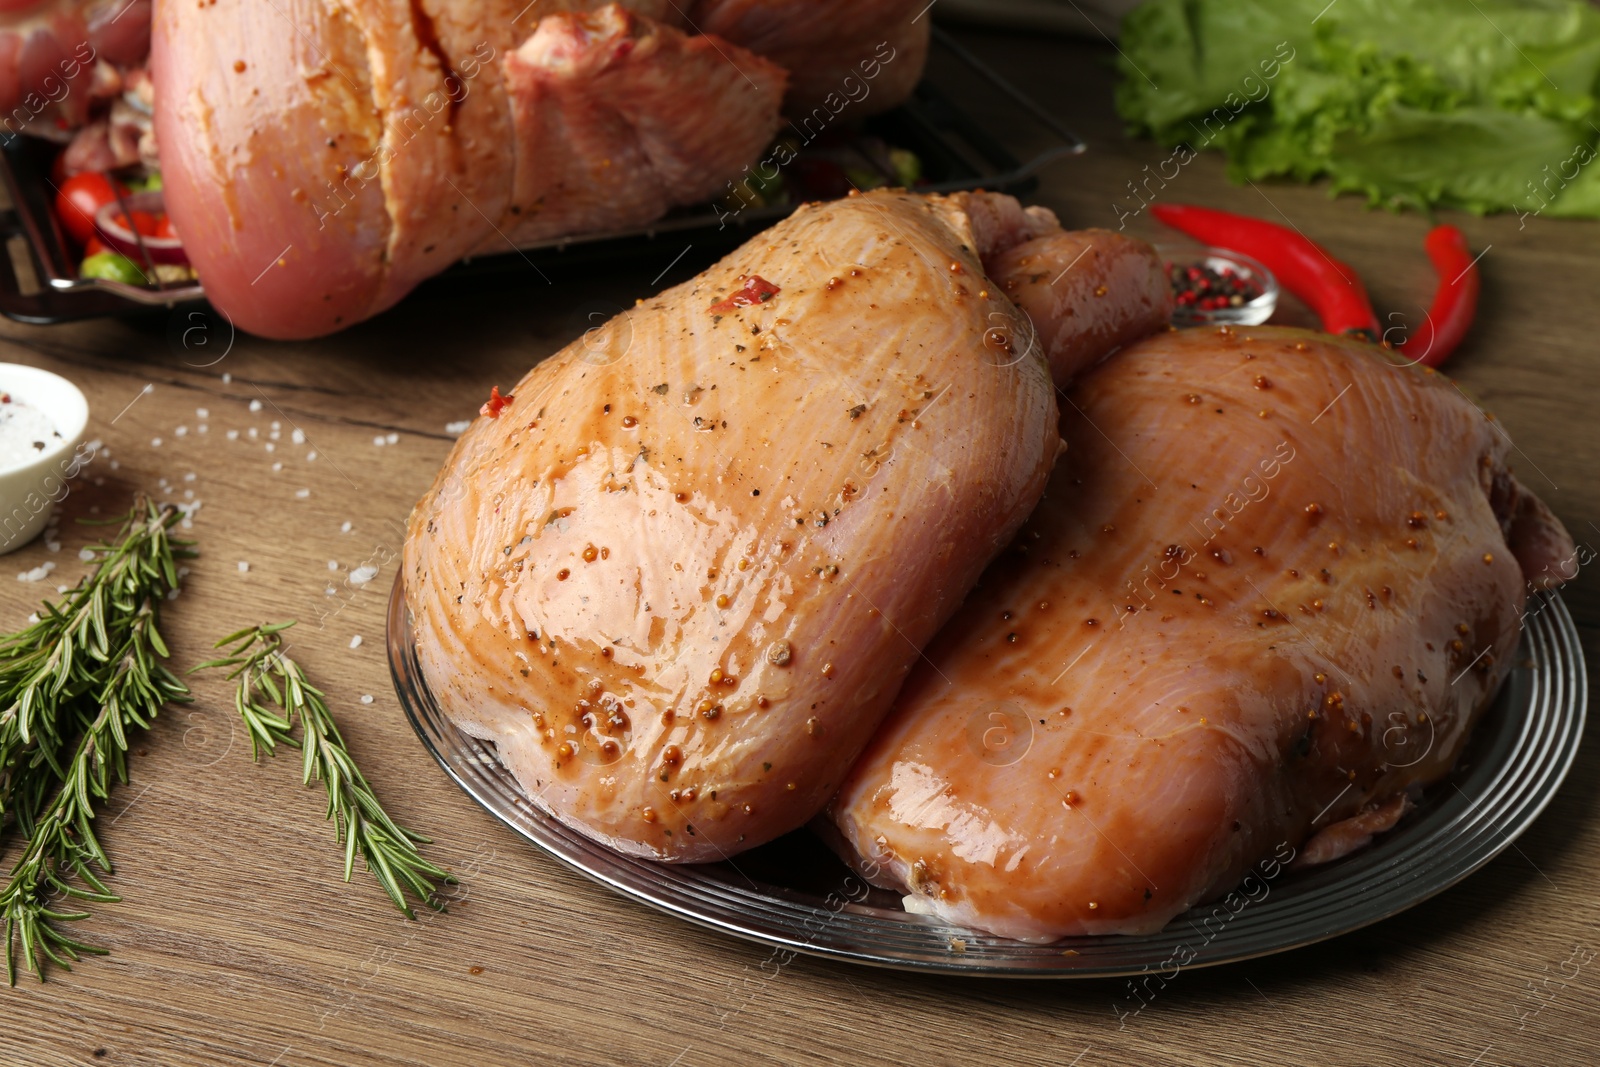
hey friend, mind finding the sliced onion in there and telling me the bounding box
[94,190,188,266]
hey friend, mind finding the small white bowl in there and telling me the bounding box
[0,364,89,555]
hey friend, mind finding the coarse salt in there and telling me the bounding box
[445,420,471,435]
[349,564,377,586]
[222,373,232,383]
[226,430,239,441]
[341,521,352,533]
[249,399,263,413]
[360,694,374,704]
[386,432,399,445]
[196,407,209,418]
[307,451,318,461]
[291,428,306,445]
[372,435,386,447]
[78,548,94,561]
[237,561,249,572]
[349,635,362,649]
[272,462,282,472]
[151,437,162,447]
[175,426,188,437]
[295,488,310,499]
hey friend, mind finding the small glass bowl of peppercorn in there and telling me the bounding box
[1159,246,1278,328]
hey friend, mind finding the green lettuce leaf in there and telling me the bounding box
[1116,0,1600,218]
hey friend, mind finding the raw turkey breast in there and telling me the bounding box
[830,326,1575,941]
[404,189,1066,861]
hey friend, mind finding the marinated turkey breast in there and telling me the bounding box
[830,326,1575,941]
[404,189,1068,862]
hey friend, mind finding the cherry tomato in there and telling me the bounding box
[83,235,109,257]
[54,171,122,248]
[154,214,176,241]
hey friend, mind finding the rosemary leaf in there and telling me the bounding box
[194,624,453,917]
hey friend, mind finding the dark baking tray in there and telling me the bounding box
[0,28,1082,325]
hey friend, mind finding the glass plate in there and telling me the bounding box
[388,575,1586,977]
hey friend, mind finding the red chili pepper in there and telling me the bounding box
[480,385,514,418]
[1151,203,1380,340]
[709,275,780,315]
[1397,225,1478,369]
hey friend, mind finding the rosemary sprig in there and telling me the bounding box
[0,500,191,983]
[0,500,187,822]
[194,624,453,917]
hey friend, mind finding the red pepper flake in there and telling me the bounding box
[709,275,780,315]
[480,386,514,418]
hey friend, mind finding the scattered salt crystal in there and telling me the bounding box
[166,588,180,600]
[325,586,336,596]
[291,428,306,445]
[328,560,338,570]
[247,428,258,439]
[272,462,282,472]
[269,430,280,441]
[181,519,193,529]
[386,432,399,445]
[151,437,162,447]
[16,563,52,582]
[184,472,196,482]
[46,541,59,553]
[360,694,374,705]
[226,430,239,441]
[198,424,208,434]
[56,585,67,594]
[222,372,232,383]
[372,435,386,447]
[184,489,194,500]
[307,451,317,461]
[109,460,119,470]
[445,420,471,435]
[271,420,280,431]
[249,399,263,413]
[26,613,37,624]
[295,488,310,499]
[349,564,377,586]
[349,635,362,649]
[78,548,94,561]
[175,426,188,437]
[93,477,103,486]
[265,442,276,453]
[237,561,249,572]
[179,566,190,577]
[196,407,209,418]
[341,521,353,533]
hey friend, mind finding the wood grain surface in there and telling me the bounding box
[0,27,1593,1067]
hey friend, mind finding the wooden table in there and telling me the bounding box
[0,27,1594,1067]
